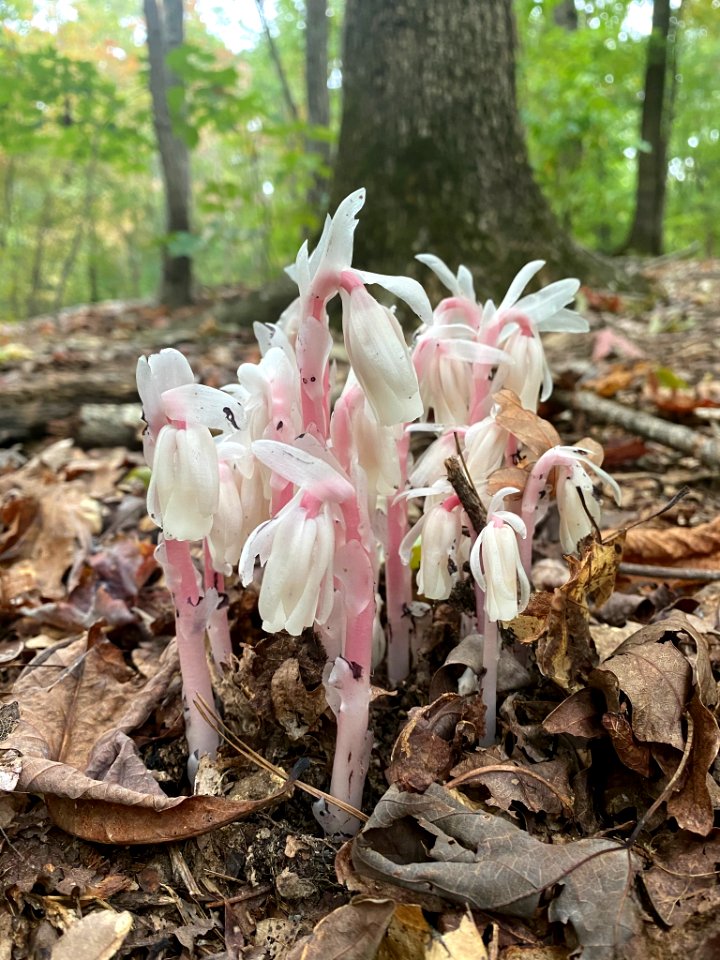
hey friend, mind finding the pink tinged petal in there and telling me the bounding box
[356,270,433,325]
[161,383,246,433]
[251,439,354,502]
[342,288,423,426]
[498,260,545,313]
[439,340,509,365]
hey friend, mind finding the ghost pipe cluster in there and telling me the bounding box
[137,190,619,835]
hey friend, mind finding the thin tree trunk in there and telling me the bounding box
[143,0,193,307]
[54,140,100,312]
[331,0,608,292]
[0,158,15,249]
[26,188,55,318]
[625,0,674,255]
[254,0,299,121]
[305,0,330,210]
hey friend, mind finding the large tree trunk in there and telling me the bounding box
[305,0,331,210]
[624,0,674,255]
[144,0,193,308]
[330,0,598,292]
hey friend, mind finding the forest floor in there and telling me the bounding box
[0,259,719,960]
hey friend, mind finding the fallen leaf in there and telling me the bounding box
[386,694,485,793]
[285,898,395,960]
[271,658,327,740]
[622,516,720,572]
[49,910,133,960]
[426,914,487,960]
[512,534,624,692]
[665,694,720,835]
[642,830,720,927]
[354,784,639,960]
[6,632,290,843]
[376,905,432,960]
[493,390,561,461]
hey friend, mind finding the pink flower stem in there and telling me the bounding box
[385,434,413,685]
[203,540,233,671]
[480,611,498,746]
[160,536,219,778]
[519,449,563,576]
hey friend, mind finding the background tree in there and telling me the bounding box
[624,0,676,254]
[305,0,331,210]
[330,0,599,290]
[143,0,193,307]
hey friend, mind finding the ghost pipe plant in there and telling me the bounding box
[136,188,621,835]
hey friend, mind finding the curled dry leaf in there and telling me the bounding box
[622,515,720,572]
[4,631,289,844]
[353,784,639,960]
[271,658,327,740]
[510,535,624,692]
[48,909,133,960]
[386,693,486,793]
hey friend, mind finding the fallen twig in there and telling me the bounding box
[555,389,720,469]
[618,562,720,582]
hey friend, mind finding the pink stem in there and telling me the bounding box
[203,541,233,670]
[385,434,412,684]
[161,538,219,778]
[480,612,498,746]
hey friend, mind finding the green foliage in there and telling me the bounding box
[516,0,720,254]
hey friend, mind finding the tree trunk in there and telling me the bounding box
[143,0,193,307]
[625,0,674,255]
[305,0,331,210]
[330,0,600,292]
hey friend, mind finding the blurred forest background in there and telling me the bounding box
[0,0,717,322]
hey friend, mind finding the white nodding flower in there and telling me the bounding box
[147,423,219,542]
[470,487,530,622]
[400,495,464,601]
[550,447,622,553]
[239,492,337,636]
[340,284,423,427]
[136,348,195,464]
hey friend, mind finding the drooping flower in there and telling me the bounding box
[239,490,339,636]
[400,493,465,601]
[470,488,530,622]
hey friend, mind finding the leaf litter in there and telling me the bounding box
[0,266,720,958]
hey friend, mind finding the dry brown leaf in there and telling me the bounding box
[543,689,607,740]
[6,632,288,844]
[271,658,327,740]
[285,898,396,960]
[386,694,485,793]
[48,910,133,960]
[376,905,432,960]
[665,695,720,835]
[425,914,487,960]
[641,830,720,927]
[493,389,561,460]
[511,534,624,692]
[353,784,639,960]
[621,515,720,570]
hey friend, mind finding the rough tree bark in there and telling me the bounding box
[330,0,606,292]
[143,0,193,307]
[305,0,331,210]
[624,0,674,255]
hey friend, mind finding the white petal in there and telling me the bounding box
[323,188,366,276]
[536,307,588,333]
[498,261,545,312]
[457,265,476,301]
[357,270,433,325]
[161,384,246,433]
[415,253,461,296]
[251,439,354,502]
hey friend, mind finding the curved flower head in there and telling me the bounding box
[147,423,219,542]
[136,348,195,465]
[340,280,423,426]
[463,415,508,489]
[400,494,465,601]
[553,447,622,552]
[239,491,338,636]
[470,487,530,622]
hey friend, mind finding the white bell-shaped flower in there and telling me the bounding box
[470,488,530,622]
